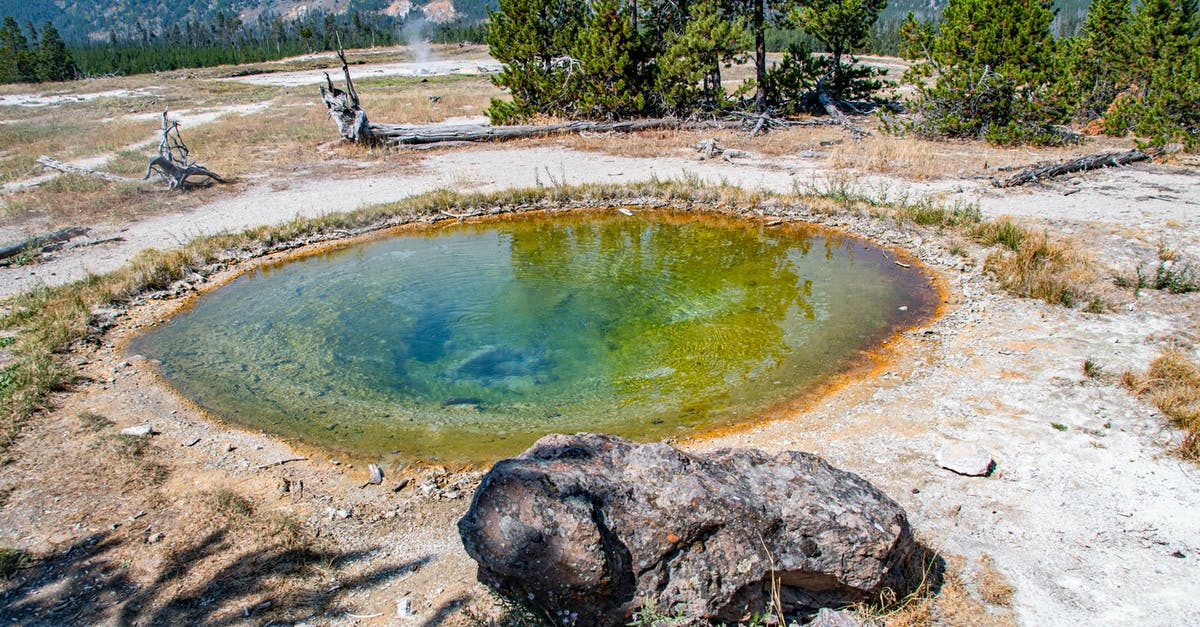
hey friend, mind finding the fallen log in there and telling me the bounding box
[993,147,1160,188]
[373,118,682,146]
[37,156,137,182]
[318,47,850,147]
[0,226,90,261]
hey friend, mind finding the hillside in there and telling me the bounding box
[0,0,494,42]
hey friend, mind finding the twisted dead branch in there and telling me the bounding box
[143,110,227,190]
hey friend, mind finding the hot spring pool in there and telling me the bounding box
[129,211,937,461]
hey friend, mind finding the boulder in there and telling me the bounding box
[458,433,922,625]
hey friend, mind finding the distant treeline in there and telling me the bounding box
[0,10,486,82]
[1,0,1092,83]
[70,10,487,78]
[0,17,76,83]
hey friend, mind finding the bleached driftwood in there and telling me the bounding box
[320,47,374,145]
[993,148,1160,188]
[143,110,227,190]
[37,156,136,182]
[375,118,683,146]
[0,226,90,261]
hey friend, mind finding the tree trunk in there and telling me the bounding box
[372,118,683,145]
[754,0,766,113]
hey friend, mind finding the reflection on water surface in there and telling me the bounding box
[130,212,936,461]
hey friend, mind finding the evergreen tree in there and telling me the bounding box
[1104,0,1199,147]
[900,0,1066,145]
[658,0,750,113]
[568,0,656,119]
[933,0,1056,86]
[790,0,888,100]
[485,0,585,123]
[0,16,34,82]
[36,22,75,82]
[761,40,826,114]
[1057,0,1130,122]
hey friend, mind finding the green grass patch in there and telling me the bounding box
[969,219,1027,252]
[0,546,29,580]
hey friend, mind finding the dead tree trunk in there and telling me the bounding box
[0,226,90,261]
[143,110,227,190]
[320,47,376,145]
[993,148,1160,188]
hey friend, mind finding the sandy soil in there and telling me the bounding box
[1,55,1199,626]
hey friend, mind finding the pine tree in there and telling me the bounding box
[1057,0,1130,121]
[36,22,76,83]
[1104,0,1200,147]
[485,0,585,123]
[658,0,750,113]
[900,0,1066,145]
[568,0,655,119]
[0,16,34,83]
[790,0,888,100]
[933,0,1056,86]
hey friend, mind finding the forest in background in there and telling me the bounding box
[0,0,1101,81]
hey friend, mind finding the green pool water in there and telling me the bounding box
[129,211,936,462]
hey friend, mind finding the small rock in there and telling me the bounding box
[937,442,995,477]
[120,425,154,437]
[147,533,164,544]
[808,607,864,627]
[325,507,351,520]
[368,464,384,485]
[396,597,416,618]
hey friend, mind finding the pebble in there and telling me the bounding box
[120,424,154,437]
[325,507,351,520]
[396,597,415,618]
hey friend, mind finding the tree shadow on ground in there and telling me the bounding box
[0,528,430,625]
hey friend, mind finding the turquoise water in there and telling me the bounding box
[129,212,936,461]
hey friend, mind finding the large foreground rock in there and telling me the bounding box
[458,433,922,625]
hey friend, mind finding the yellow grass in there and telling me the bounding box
[1128,348,1200,460]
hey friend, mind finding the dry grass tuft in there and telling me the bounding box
[975,223,1103,310]
[860,552,1014,627]
[976,554,1014,607]
[1126,348,1200,460]
[207,487,254,519]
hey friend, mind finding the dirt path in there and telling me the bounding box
[7,144,1198,300]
